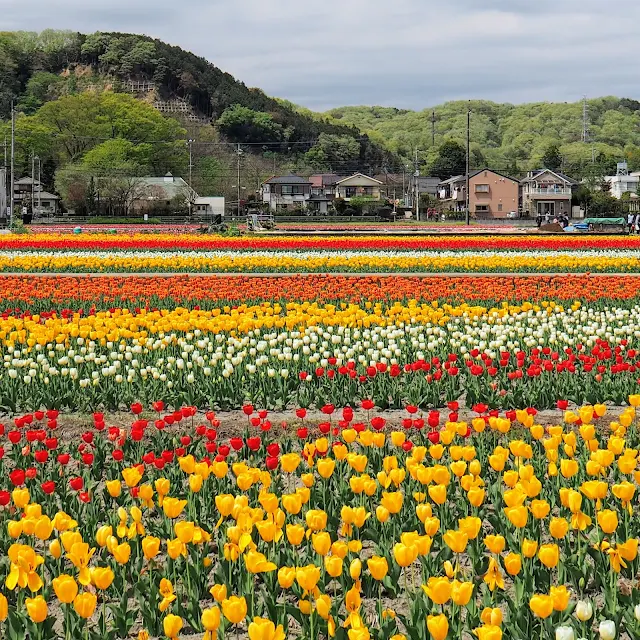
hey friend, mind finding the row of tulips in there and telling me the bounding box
[11,233,640,251]
[4,249,640,273]
[0,301,639,410]
[3,275,640,313]
[2,399,640,638]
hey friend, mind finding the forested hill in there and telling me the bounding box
[0,30,390,169]
[322,100,640,177]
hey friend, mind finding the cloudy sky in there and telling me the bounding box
[4,0,639,111]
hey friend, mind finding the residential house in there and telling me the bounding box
[334,173,383,201]
[132,173,194,213]
[308,174,341,214]
[437,175,466,212]
[0,168,6,218]
[261,175,312,212]
[194,197,225,218]
[520,169,577,218]
[469,169,519,219]
[605,163,640,199]
[13,177,60,215]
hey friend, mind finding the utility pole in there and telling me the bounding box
[10,100,15,227]
[431,111,436,147]
[236,143,242,216]
[31,153,35,217]
[414,148,420,221]
[36,156,41,217]
[465,105,471,226]
[187,139,194,218]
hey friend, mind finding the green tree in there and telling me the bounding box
[428,140,467,179]
[16,71,64,114]
[541,144,563,171]
[217,104,284,145]
[305,134,360,171]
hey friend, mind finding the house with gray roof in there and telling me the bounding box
[261,174,312,212]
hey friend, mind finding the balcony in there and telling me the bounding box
[528,187,572,196]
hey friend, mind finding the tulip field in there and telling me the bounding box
[1,232,640,639]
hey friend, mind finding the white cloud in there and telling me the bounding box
[3,0,639,111]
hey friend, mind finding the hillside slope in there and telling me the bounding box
[323,99,640,176]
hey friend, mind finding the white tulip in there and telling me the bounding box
[574,600,593,621]
[635,604,640,622]
[556,627,574,640]
[599,620,616,640]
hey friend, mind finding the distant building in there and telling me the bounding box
[605,163,640,199]
[334,173,383,201]
[261,175,312,212]
[133,173,192,212]
[0,168,6,218]
[194,197,225,217]
[13,177,60,215]
[437,175,466,212]
[520,169,577,218]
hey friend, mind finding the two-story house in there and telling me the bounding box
[469,169,520,219]
[437,175,467,212]
[520,169,577,219]
[261,175,312,212]
[334,173,383,201]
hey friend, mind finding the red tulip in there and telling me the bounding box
[342,407,354,422]
[258,410,268,419]
[41,481,56,495]
[46,410,59,420]
[180,436,192,447]
[557,400,569,410]
[402,441,414,452]
[361,399,375,411]
[131,429,144,442]
[131,403,143,415]
[402,418,413,430]
[26,468,37,480]
[297,427,308,439]
[247,437,261,451]
[250,417,261,427]
[34,450,48,464]
[154,459,166,470]
[260,421,272,432]
[9,469,25,486]
[427,431,440,444]
[35,411,45,421]
[92,413,104,423]
[8,430,21,444]
[155,419,166,430]
[161,450,174,463]
[242,404,254,416]
[217,445,230,458]
[112,450,124,462]
[266,443,280,457]
[318,422,331,435]
[472,403,488,414]
[175,447,186,457]
[57,453,70,465]
[266,456,279,470]
[79,492,90,503]
[0,490,10,505]
[82,432,94,444]
[152,401,164,412]
[230,438,243,451]
[321,404,335,415]
[370,416,385,431]
[406,405,419,414]
[164,415,175,425]
[142,452,155,464]
[205,442,217,454]
[47,419,57,430]
[69,477,83,491]
[352,422,366,433]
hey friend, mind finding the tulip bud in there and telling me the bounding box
[575,600,593,622]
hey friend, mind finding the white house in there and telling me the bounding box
[194,197,225,217]
[605,163,640,199]
[334,173,383,201]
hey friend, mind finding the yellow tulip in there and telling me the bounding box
[504,553,522,576]
[317,459,336,479]
[0,593,7,622]
[112,542,131,564]
[529,594,554,618]
[295,565,321,592]
[380,491,403,514]
[325,555,343,578]
[106,480,122,498]
[162,498,187,519]
[202,606,221,632]
[73,592,97,619]
[597,509,618,534]
[451,580,474,606]
[422,577,451,605]
[312,532,332,556]
[504,506,528,529]
[349,559,362,581]
[90,567,114,590]
[285,524,305,546]
[222,596,247,625]
[367,556,388,581]
[426,613,449,640]
[522,539,538,558]
[52,575,78,604]
[550,585,570,611]
[538,543,560,569]
[393,542,418,567]
[277,567,296,589]
[549,518,569,539]
[458,516,482,540]
[142,536,161,560]
[248,616,286,640]
[122,467,143,488]
[25,595,48,623]
[163,614,183,638]
[484,535,506,555]
[443,530,468,554]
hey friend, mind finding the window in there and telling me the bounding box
[475,184,490,193]
[475,205,489,212]
[281,185,304,195]
[345,187,357,197]
[363,187,375,195]
[498,203,503,212]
